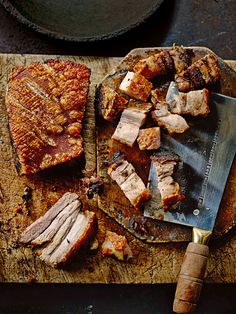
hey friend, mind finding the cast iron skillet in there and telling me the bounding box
[0,0,164,42]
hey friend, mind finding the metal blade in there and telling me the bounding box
[144,92,236,231]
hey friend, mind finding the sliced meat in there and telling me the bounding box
[97,85,128,121]
[112,108,147,147]
[20,192,80,244]
[107,153,151,208]
[6,60,91,174]
[152,108,189,135]
[133,46,192,79]
[32,199,80,246]
[168,88,210,116]
[119,71,153,101]
[21,192,97,268]
[137,127,161,150]
[101,231,133,261]
[133,50,174,79]
[151,153,185,210]
[40,210,97,267]
[175,53,220,91]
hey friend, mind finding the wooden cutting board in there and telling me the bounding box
[0,54,235,283]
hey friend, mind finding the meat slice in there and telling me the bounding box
[107,152,151,208]
[21,192,80,244]
[168,88,210,116]
[151,153,185,210]
[133,46,192,79]
[119,71,153,101]
[137,127,161,150]
[40,210,97,267]
[152,107,189,135]
[20,192,97,268]
[133,50,174,79]
[112,108,148,147]
[101,231,133,261]
[6,60,91,174]
[97,85,128,121]
[175,53,220,92]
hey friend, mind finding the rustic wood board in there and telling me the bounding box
[0,53,235,283]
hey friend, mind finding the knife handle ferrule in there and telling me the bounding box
[192,227,212,245]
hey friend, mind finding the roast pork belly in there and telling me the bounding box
[6,60,91,174]
[98,85,128,121]
[119,71,153,101]
[133,46,192,80]
[101,231,133,261]
[175,53,220,92]
[152,105,189,135]
[112,107,148,147]
[21,192,97,268]
[137,127,161,150]
[151,153,185,210]
[168,88,210,116]
[107,152,152,208]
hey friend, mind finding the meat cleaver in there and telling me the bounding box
[144,83,236,313]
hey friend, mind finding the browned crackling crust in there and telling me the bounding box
[6,60,91,174]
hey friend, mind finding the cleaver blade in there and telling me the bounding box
[143,84,236,313]
[144,90,236,232]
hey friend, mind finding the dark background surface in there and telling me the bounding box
[0,0,235,313]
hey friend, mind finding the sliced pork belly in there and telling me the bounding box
[112,108,147,147]
[21,192,80,244]
[107,152,151,208]
[175,53,220,92]
[6,60,91,174]
[133,50,174,79]
[152,107,189,135]
[40,210,97,267]
[151,153,185,210]
[133,46,192,80]
[137,127,161,150]
[98,85,128,121]
[20,192,97,268]
[119,71,153,101]
[169,88,210,116]
[101,231,133,261]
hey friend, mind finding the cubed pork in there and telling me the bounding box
[137,127,161,150]
[119,71,153,101]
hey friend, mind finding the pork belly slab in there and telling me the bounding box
[21,192,97,267]
[137,127,161,150]
[151,153,185,210]
[152,104,189,135]
[101,231,133,261]
[107,152,151,208]
[133,46,192,79]
[175,53,220,92]
[168,88,210,116]
[6,60,91,174]
[112,107,149,147]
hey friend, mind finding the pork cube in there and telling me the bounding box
[101,231,133,261]
[119,71,153,101]
[152,110,189,135]
[137,127,161,150]
[112,108,147,147]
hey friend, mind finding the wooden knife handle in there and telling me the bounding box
[173,242,209,313]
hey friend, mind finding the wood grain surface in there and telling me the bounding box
[0,53,235,283]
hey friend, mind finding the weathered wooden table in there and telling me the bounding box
[0,54,235,284]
